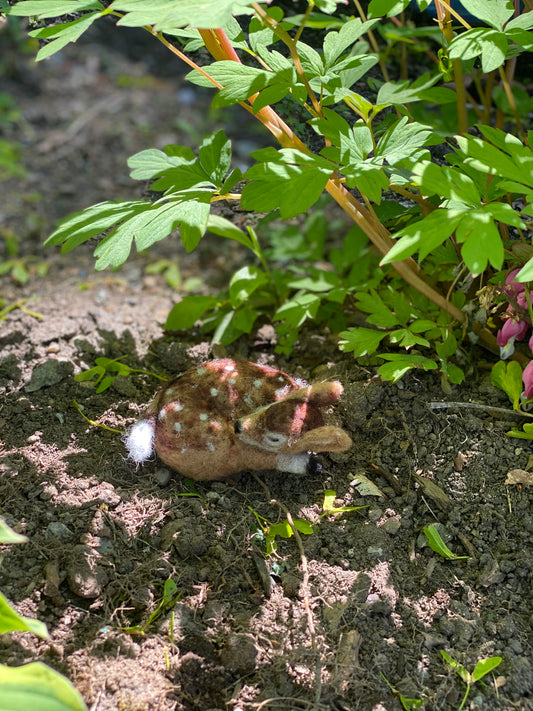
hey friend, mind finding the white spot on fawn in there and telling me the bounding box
[123,419,155,465]
[210,387,219,397]
[174,422,182,433]
[197,367,207,375]
[253,379,263,389]
[207,442,215,452]
[172,402,184,412]
[199,413,208,421]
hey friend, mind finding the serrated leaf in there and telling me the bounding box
[490,360,523,409]
[356,290,399,327]
[338,327,387,357]
[413,162,481,206]
[460,0,514,30]
[381,209,463,265]
[448,27,507,73]
[165,295,218,330]
[0,518,28,544]
[0,592,49,639]
[45,201,149,251]
[378,354,438,382]
[30,12,103,61]
[206,215,252,249]
[376,72,440,106]
[0,661,88,711]
[6,0,102,18]
[111,0,257,30]
[458,210,504,275]
[376,117,434,166]
[198,130,232,184]
[323,17,379,67]
[228,265,269,307]
[242,149,333,219]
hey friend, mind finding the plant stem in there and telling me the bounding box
[434,1,468,135]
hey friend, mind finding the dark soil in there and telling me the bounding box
[1,20,533,711]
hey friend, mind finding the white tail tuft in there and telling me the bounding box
[123,418,156,465]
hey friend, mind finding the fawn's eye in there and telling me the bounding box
[263,431,287,448]
[234,420,243,434]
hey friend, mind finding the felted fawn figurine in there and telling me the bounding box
[124,359,352,481]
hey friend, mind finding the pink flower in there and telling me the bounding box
[529,332,533,354]
[505,268,526,296]
[522,360,533,400]
[497,318,528,358]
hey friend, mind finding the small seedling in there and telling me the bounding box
[120,578,180,636]
[249,507,313,556]
[380,672,423,711]
[423,525,468,561]
[319,488,367,520]
[441,650,502,711]
[0,297,43,321]
[75,356,168,393]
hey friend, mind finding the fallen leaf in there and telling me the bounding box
[505,469,533,486]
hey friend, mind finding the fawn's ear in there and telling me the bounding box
[284,381,344,407]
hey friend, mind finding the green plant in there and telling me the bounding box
[120,578,181,635]
[423,524,469,560]
[74,355,168,393]
[4,0,533,382]
[249,507,313,555]
[380,672,423,710]
[440,650,502,711]
[0,518,88,710]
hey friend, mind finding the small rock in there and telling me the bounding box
[25,359,74,392]
[45,522,73,540]
[66,545,107,599]
[154,468,171,486]
[381,517,401,535]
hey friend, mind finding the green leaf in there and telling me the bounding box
[490,360,523,409]
[30,12,103,61]
[378,354,438,382]
[471,656,502,682]
[356,290,399,327]
[368,0,410,18]
[448,28,507,73]
[165,295,218,330]
[0,661,88,711]
[323,17,379,67]
[507,422,533,439]
[274,292,321,327]
[45,201,149,252]
[441,650,470,683]
[412,162,481,206]
[0,591,50,639]
[381,209,463,265]
[423,524,468,560]
[294,519,314,535]
[242,149,333,219]
[0,518,28,544]
[198,131,232,183]
[6,0,102,18]
[228,265,269,307]
[459,0,514,30]
[376,72,441,106]
[458,210,504,275]
[111,0,258,30]
[376,117,434,166]
[323,489,337,510]
[205,215,253,249]
[338,327,387,357]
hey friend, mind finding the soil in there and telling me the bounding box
[1,19,533,711]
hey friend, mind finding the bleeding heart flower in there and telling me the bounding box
[497,318,529,359]
[522,360,533,400]
[505,268,526,296]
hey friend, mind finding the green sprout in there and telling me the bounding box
[441,650,502,711]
